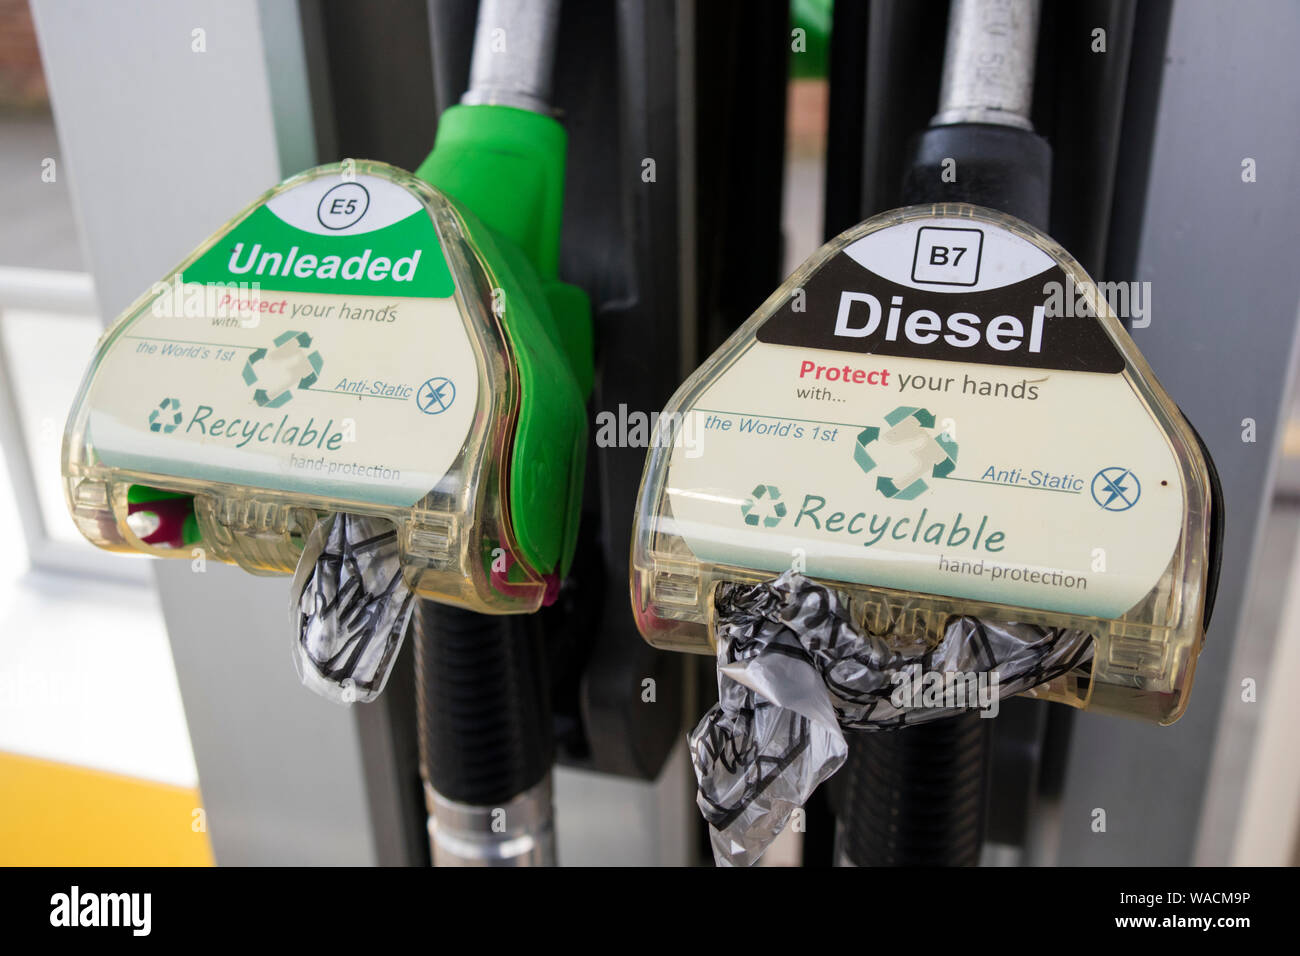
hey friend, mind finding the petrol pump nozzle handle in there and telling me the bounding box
[412,0,578,868]
[868,0,1044,872]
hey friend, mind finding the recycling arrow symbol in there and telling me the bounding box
[242,330,323,408]
[740,483,788,528]
[932,432,959,478]
[886,405,936,429]
[853,405,958,499]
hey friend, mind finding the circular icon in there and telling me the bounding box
[317,182,370,231]
[417,377,456,415]
[741,484,787,528]
[1091,466,1141,511]
[242,330,322,408]
[148,397,183,434]
[854,405,957,501]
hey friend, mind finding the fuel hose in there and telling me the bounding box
[830,0,1053,868]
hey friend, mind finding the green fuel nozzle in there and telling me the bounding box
[62,106,591,615]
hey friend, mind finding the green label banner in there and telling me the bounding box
[185,205,455,298]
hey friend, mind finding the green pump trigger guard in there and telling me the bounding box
[63,158,588,615]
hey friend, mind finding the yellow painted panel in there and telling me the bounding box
[0,751,213,866]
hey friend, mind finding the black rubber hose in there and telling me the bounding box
[837,713,991,866]
[413,600,553,807]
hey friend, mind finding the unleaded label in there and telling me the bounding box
[664,216,1183,620]
[87,170,479,508]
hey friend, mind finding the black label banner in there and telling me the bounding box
[757,253,1125,373]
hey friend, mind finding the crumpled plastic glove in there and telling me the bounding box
[289,512,414,704]
[690,571,1093,866]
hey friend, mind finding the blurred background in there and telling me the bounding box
[1,0,1298,866]
[0,0,207,865]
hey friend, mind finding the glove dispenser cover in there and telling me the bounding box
[631,204,1219,724]
[62,161,570,614]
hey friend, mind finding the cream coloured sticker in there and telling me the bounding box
[664,218,1183,620]
[89,289,477,508]
[87,167,478,508]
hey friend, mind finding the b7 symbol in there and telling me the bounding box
[912,226,983,286]
[929,245,966,266]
